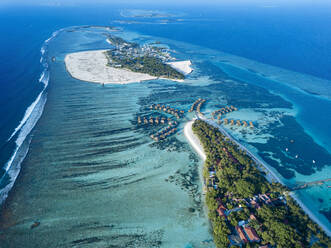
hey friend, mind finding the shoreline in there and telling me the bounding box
[167,60,193,75]
[65,49,193,85]
[200,116,284,184]
[64,50,157,85]
[290,192,331,237]
[184,120,206,161]
[184,117,331,237]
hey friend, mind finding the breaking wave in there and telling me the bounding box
[0,30,61,205]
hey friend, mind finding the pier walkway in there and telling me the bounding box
[197,114,331,191]
[292,178,331,191]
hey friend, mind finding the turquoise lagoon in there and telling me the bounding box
[1,25,331,248]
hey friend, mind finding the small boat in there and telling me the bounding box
[51,56,56,62]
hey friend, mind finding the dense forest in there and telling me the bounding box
[192,120,331,248]
[107,53,185,80]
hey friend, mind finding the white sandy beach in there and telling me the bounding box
[65,50,193,85]
[184,118,331,237]
[185,117,281,183]
[167,60,193,75]
[65,50,157,84]
[184,120,206,161]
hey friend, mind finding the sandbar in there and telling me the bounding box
[167,60,193,75]
[65,50,157,84]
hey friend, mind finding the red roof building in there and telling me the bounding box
[244,226,260,242]
[217,203,227,218]
[236,226,248,244]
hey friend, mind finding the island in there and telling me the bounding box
[185,119,331,248]
[64,34,192,85]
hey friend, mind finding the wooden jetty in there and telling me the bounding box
[150,103,184,119]
[189,98,206,113]
[292,178,331,191]
[212,105,237,120]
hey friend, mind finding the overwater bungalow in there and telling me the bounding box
[242,121,247,127]
[149,117,154,124]
[155,117,159,124]
[236,120,241,126]
[224,118,228,125]
[230,120,234,125]
[249,121,254,128]
[161,117,165,124]
[137,116,142,124]
[144,117,148,124]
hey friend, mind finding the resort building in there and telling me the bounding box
[244,226,260,242]
[235,226,248,244]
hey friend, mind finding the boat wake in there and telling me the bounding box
[0,29,62,205]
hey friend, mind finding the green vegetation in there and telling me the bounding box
[105,34,185,80]
[107,35,139,48]
[192,120,331,248]
[107,53,185,80]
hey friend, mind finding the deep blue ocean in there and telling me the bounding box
[0,2,331,245]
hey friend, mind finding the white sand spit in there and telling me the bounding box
[167,60,193,75]
[184,120,206,161]
[65,50,157,84]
